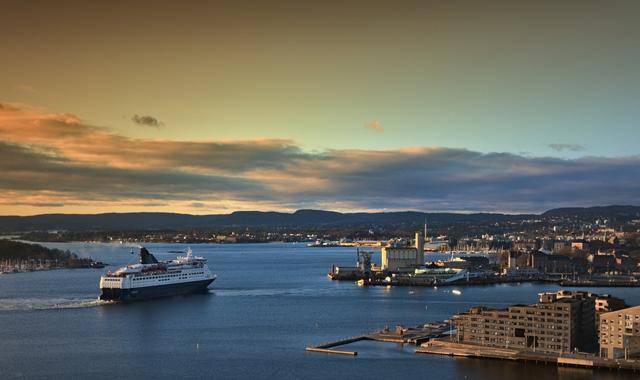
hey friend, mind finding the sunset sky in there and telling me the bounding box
[2,1,640,215]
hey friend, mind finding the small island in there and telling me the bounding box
[0,240,99,274]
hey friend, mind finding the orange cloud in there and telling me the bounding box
[365,120,383,132]
[1,102,640,215]
[15,85,39,95]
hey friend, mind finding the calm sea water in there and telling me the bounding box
[1,242,638,380]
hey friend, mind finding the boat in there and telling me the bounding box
[99,247,216,302]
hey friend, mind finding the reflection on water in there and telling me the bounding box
[453,357,628,380]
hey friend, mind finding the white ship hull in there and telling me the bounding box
[100,277,215,301]
[99,247,216,302]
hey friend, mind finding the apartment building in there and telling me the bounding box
[599,306,640,359]
[454,291,596,354]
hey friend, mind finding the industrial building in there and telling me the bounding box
[381,232,424,271]
[453,291,597,354]
[599,305,640,359]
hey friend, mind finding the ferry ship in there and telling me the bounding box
[99,247,216,302]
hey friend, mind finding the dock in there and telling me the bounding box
[308,325,640,372]
[305,347,359,356]
[305,336,369,356]
[328,266,640,288]
[417,340,640,372]
[306,322,451,356]
[368,322,450,344]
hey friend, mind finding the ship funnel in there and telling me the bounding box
[139,247,159,264]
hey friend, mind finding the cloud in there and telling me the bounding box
[1,102,639,214]
[15,84,38,95]
[0,141,266,202]
[31,202,65,208]
[0,102,20,111]
[365,120,383,132]
[549,143,585,152]
[131,114,164,128]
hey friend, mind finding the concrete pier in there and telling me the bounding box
[305,347,358,356]
[305,336,368,356]
[305,322,451,356]
[417,340,640,372]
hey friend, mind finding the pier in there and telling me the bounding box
[305,322,451,356]
[417,340,640,372]
[307,321,640,372]
[305,336,369,355]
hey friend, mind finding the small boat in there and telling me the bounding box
[452,289,462,296]
[356,279,365,286]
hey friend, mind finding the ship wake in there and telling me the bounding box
[0,297,111,311]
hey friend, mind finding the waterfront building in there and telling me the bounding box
[380,247,419,271]
[587,253,617,273]
[615,254,639,274]
[529,252,573,273]
[599,306,640,359]
[507,251,529,269]
[453,291,596,354]
[381,232,424,271]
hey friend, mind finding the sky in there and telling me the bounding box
[1,0,640,215]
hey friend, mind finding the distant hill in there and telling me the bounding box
[542,205,640,218]
[0,209,524,232]
[0,205,637,232]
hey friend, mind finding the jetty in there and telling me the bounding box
[305,336,368,356]
[306,321,451,356]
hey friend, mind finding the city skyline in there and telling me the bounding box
[2,1,640,215]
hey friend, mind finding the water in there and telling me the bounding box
[0,243,638,379]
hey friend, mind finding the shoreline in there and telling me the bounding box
[418,340,640,372]
[329,273,640,288]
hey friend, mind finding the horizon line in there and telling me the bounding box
[1,204,637,218]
